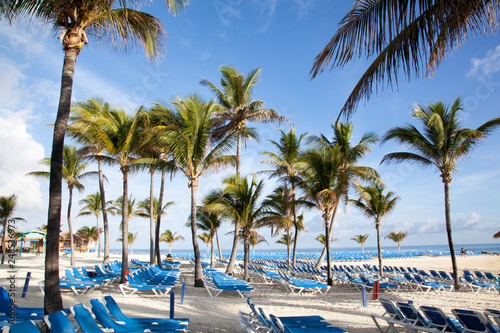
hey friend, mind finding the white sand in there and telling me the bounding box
[1,252,499,332]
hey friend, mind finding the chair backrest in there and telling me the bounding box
[0,287,17,314]
[4,320,40,333]
[397,302,428,327]
[452,309,494,333]
[412,274,425,283]
[103,296,128,322]
[45,310,78,333]
[89,299,120,329]
[463,275,475,284]
[64,269,78,281]
[379,299,405,321]
[485,309,500,326]
[420,306,461,332]
[70,304,105,333]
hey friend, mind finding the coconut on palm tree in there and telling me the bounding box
[351,234,369,253]
[157,95,235,287]
[28,145,98,267]
[385,231,408,252]
[160,230,185,255]
[201,66,289,275]
[1,0,187,313]
[0,195,26,264]
[349,184,400,277]
[381,97,500,288]
[77,192,114,258]
[259,128,307,266]
[310,1,500,119]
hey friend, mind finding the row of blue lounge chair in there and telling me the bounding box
[203,268,254,298]
[371,298,500,333]
[119,264,181,297]
[239,297,348,333]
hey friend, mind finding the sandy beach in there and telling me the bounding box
[2,252,499,332]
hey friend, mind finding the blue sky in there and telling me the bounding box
[1,0,499,253]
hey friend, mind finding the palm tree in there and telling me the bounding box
[194,206,223,268]
[307,122,379,268]
[113,195,141,232]
[351,234,369,253]
[310,1,500,119]
[158,95,235,287]
[381,97,500,288]
[69,98,116,265]
[315,234,337,246]
[28,145,98,267]
[247,231,268,254]
[259,128,307,265]
[208,175,268,281]
[1,0,187,314]
[197,232,212,255]
[0,195,26,264]
[117,232,139,256]
[349,184,400,277]
[160,230,185,254]
[201,66,289,275]
[76,226,101,252]
[385,231,408,252]
[77,192,114,258]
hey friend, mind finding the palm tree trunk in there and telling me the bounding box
[120,170,129,284]
[98,158,109,265]
[95,215,100,258]
[226,133,242,275]
[45,47,79,313]
[215,229,222,260]
[291,181,298,267]
[244,237,250,282]
[190,178,203,287]
[286,230,291,269]
[444,181,459,290]
[376,220,383,277]
[324,214,332,286]
[149,169,155,265]
[155,169,166,267]
[68,187,75,267]
[315,204,338,269]
[210,238,214,268]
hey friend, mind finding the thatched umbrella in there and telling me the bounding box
[494,231,500,239]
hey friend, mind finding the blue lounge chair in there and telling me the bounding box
[420,306,464,332]
[119,274,172,297]
[102,296,189,326]
[396,302,438,332]
[371,298,410,333]
[463,275,498,293]
[89,299,188,332]
[0,287,44,317]
[486,309,500,326]
[452,309,500,333]
[44,310,80,333]
[3,320,40,333]
[270,313,348,333]
[412,274,454,293]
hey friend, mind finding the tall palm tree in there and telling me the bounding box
[385,231,408,252]
[76,226,101,252]
[208,175,268,281]
[69,98,115,265]
[87,108,145,283]
[259,128,307,265]
[28,145,98,267]
[349,184,400,277]
[351,234,369,253]
[160,230,185,254]
[117,232,139,256]
[381,97,500,288]
[310,1,500,119]
[1,0,187,314]
[308,122,379,268]
[158,95,235,287]
[201,66,289,275]
[0,195,26,264]
[113,195,141,232]
[77,192,114,258]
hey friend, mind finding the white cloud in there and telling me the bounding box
[467,44,500,78]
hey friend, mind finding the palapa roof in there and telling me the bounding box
[494,231,500,239]
[59,231,83,242]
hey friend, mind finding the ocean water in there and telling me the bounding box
[114,243,500,256]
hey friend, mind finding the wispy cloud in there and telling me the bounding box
[467,44,500,78]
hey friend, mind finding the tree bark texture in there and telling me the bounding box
[376,220,383,277]
[155,170,166,267]
[98,159,109,265]
[149,169,155,265]
[45,47,79,314]
[120,171,129,284]
[226,134,242,275]
[444,181,460,290]
[190,179,203,287]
